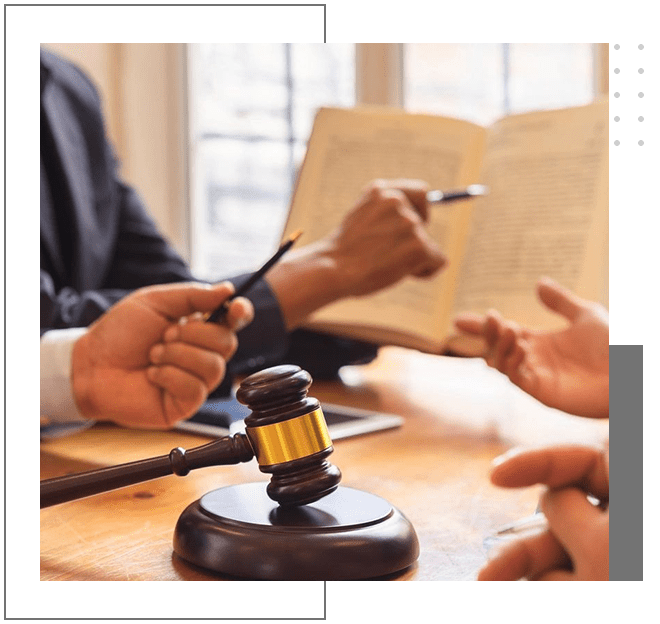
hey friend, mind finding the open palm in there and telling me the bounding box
[455,278,609,418]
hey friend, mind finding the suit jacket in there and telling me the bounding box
[40,49,377,388]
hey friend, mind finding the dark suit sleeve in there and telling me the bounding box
[104,180,197,290]
[40,49,377,392]
[41,269,130,334]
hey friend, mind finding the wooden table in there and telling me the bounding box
[40,348,608,581]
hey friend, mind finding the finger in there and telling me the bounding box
[407,214,448,272]
[146,365,208,426]
[224,297,254,332]
[541,488,606,563]
[536,277,586,322]
[149,342,227,391]
[483,310,503,364]
[504,341,527,380]
[138,281,235,321]
[453,313,486,335]
[398,180,431,221]
[478,530,569,581]
[409,234,448,277]
[163,320,239,360]
[384,211,446,278]
[492,321,518,373]
[490,445,609,500]
[374,178,430,220]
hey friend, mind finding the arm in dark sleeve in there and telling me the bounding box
[223,274,378,383]
[103,181,196,290]
[40,181,195,333]
[41,269,130,334]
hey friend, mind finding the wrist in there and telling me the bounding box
[71,332,98,420]
[40,328,91,424]
[266,239,347,329]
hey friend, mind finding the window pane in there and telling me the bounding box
[291,43,355,141]
[508,43,594,114]
[188,43,354,279]
[192,138,291,277]
[404,43,594,126]
[191,43,290,141]
[404,43,505,125]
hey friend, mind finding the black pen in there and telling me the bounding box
[426,184,489,204]
[206,229,303,324]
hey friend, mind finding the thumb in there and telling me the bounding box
[136,282,235,320]
[453,312,486,335]
[536,277,585,322]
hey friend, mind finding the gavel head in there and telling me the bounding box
[236,365,342,507]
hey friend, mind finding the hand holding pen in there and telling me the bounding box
[204,182,486,329]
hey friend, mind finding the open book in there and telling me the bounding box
[283,100,609,355]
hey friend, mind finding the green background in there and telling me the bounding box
[18,0,660,624]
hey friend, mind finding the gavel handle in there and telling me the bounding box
[40,433,254,508]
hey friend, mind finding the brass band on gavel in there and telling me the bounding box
[246,408,332,467]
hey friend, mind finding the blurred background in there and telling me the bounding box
[43,43,608,280]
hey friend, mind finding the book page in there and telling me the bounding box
[284,106,486,349]
[451,100,609,330]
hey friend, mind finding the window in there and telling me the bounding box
[187,43,354,278]
[404,43,595,126]
[187,43,599,278]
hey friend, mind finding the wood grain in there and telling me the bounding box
[40,349,608,581]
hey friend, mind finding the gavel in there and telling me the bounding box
[40,365,342,508]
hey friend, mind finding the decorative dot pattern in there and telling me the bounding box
[612,43,645,147]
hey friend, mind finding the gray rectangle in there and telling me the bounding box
[610,345,643,580]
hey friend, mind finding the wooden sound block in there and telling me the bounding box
[173,482,419,580]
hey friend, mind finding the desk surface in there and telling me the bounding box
[40,349,608,581]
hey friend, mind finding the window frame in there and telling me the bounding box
[184,42,607,267]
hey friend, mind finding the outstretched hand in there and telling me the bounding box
[454,277,609,418]
[479,444,609,581]
[71,282,253,428]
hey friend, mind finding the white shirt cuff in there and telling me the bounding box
[41,328,91,424]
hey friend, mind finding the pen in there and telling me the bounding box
[426,184,489,204]
[495,513,548,536]
[495,496,607,537]
[206,229,303,324]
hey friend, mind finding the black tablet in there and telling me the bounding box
[175,395,403,440]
